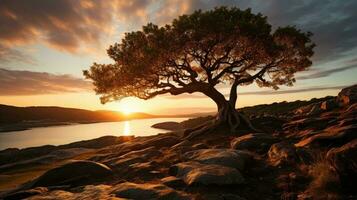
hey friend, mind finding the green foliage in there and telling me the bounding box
[84,7,314,104]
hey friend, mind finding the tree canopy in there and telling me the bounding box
[84,7,314,106]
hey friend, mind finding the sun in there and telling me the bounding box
[118,98,139,115]
[121,106,134,115]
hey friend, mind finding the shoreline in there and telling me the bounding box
[0,116,190,133]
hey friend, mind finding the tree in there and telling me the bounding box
[84,7,314,138]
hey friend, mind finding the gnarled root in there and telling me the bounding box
[184,107,261,140]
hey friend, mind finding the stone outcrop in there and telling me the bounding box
[183,148,250,170]
[112,182,190,200]
[231,133,278,152]
[337,84,357,106]
[268,142,297,166]
[170,161,244,185]
[31,160,113,187]
[326,139,357,187]
[295,124,357,147]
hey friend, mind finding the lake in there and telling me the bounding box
[0,118,187,150]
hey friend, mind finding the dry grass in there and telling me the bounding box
[306,153,341,199]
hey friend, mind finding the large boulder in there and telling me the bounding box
[326,139,357,189]
[111,182,190,200]
[268,142,297,166]
[31,160,113,187]
[170,161,244,185]
[231,133,278,152]
[337,84,357,106]
[183,149,250,171]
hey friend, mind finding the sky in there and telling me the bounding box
[0,0,356,115]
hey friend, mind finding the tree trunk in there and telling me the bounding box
[184,84,259,140]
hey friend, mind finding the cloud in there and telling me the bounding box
[298,64,357,80]
[0,0,152,57]
[0,68,91,95]
[0,44,36,64]
[1,0,357,70]
[236,85,349,96]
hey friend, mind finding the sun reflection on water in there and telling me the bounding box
[123,121,131,136]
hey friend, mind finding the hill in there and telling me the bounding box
[0,104,155,132]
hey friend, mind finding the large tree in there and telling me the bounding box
[84,7,314,138]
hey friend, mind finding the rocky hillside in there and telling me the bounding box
[0,85,356,200]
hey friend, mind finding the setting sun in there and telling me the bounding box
[118,97,140,115]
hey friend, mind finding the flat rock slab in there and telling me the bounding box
[31,160,113,187]
[295,124,357,147]
[184,149,250,170]
[111,182,191,200]
[27,185,125,200]
[2,187,48,200]
[231,133,278,151]
[27,182,191,200]
[170,161,244,186]
[106,146,161,170]
[161,176,186,188]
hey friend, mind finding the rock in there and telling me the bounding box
[220,194,247,200]
[31,160,113,187]
[203,193,247,200]
[320,99,338,111]
[170,140,193,152]
[294,104,314,115]
[231,133,278,152]
[326,139,357,188]
[111,182,190,200]
[268,142,296,166]
[295,124,357,147]
[170,161,244,185]
[151,121,183,130]
[107,146,161,169]
[192,143,209,149]
[0,148,93,171]
[2,187,48,200]
[142,135,181,149]
[337,84,357,106]
[184,149,250,170]
[161,176,185,188]
[27,185,125,200]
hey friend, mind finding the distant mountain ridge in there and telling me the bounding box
[0,104,155,124]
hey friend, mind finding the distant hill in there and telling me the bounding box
[0,104,155,124]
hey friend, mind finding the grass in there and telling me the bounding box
[306,153,341,199]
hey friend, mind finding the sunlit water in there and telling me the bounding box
[0,118,187,150]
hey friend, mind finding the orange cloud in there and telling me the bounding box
[0,68,92,95]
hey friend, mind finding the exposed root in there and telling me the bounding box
[183,110,261,140]
[184,119,220,140]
